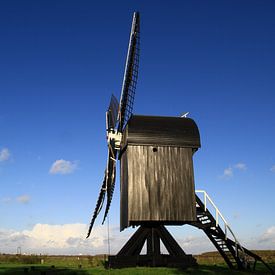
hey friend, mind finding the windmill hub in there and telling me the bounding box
[107,131,122,150]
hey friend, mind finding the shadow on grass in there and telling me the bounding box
[171,265,243,274]
[173,263,275,274]
[0,265,89,275]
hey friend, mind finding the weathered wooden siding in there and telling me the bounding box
[120,145,197,230]
[120,151,128,230]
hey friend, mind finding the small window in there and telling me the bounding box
[152,147,158,152]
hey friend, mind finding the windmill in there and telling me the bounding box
[87,12,274,272]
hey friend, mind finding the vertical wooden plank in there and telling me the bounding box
[120,152,129,230]
[123,145,196,225]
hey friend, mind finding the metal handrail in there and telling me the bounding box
[195,190,245,257]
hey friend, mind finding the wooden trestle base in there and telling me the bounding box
[108,224,197,268]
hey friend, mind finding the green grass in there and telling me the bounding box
[0,263,274,274]
[0,253,274,274]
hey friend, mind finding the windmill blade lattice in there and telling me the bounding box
[86,173,107,238]
[87,12,140,237]
[87,141,117,237]
[106,94,119,130]
[118,12,140,132]
[87,143,116,237]
[102,147,117,224]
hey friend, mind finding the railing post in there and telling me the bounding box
[204,192,207,211]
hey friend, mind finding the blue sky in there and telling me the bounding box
[0,0,275,255]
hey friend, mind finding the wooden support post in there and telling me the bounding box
[108,224,197,268]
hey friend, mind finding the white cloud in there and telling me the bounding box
[1,223,275,256]
[0,148,10,162]
[49,159,77,175]
[1,195,31,204]
[223,167,233,178]
[258,226,275,245]
[244,225,275,251]
[176,234,215,254]
[16,195,31,204]
[234,163,247,170]
[0,223,130,255]
[221,162,247,179]
[270,165,275,172]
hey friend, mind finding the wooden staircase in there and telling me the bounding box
[190,191,274,274]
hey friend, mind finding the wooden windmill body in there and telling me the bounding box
[120,115,200,230]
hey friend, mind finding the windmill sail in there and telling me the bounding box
[86,173,107,238]
[87,12,140,237]
[101,12,140,221]
[102,151,117,224]
[106,94,119,130]
[117,12,140,132]
[87,142,117,238]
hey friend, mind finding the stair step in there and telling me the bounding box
[196,223,216,229]
[201,223,211,226]
[212,234,223,238]
[199,216,209,220]
[199,219,210,223]
[216,239,226,244]
[201,219,211,223]
[199,215,209,219]
[215,238,224,241]
[213,236,223,240]
[201,221,211,225]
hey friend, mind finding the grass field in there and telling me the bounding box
[0,264,274,274]
[0,252,274,274]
